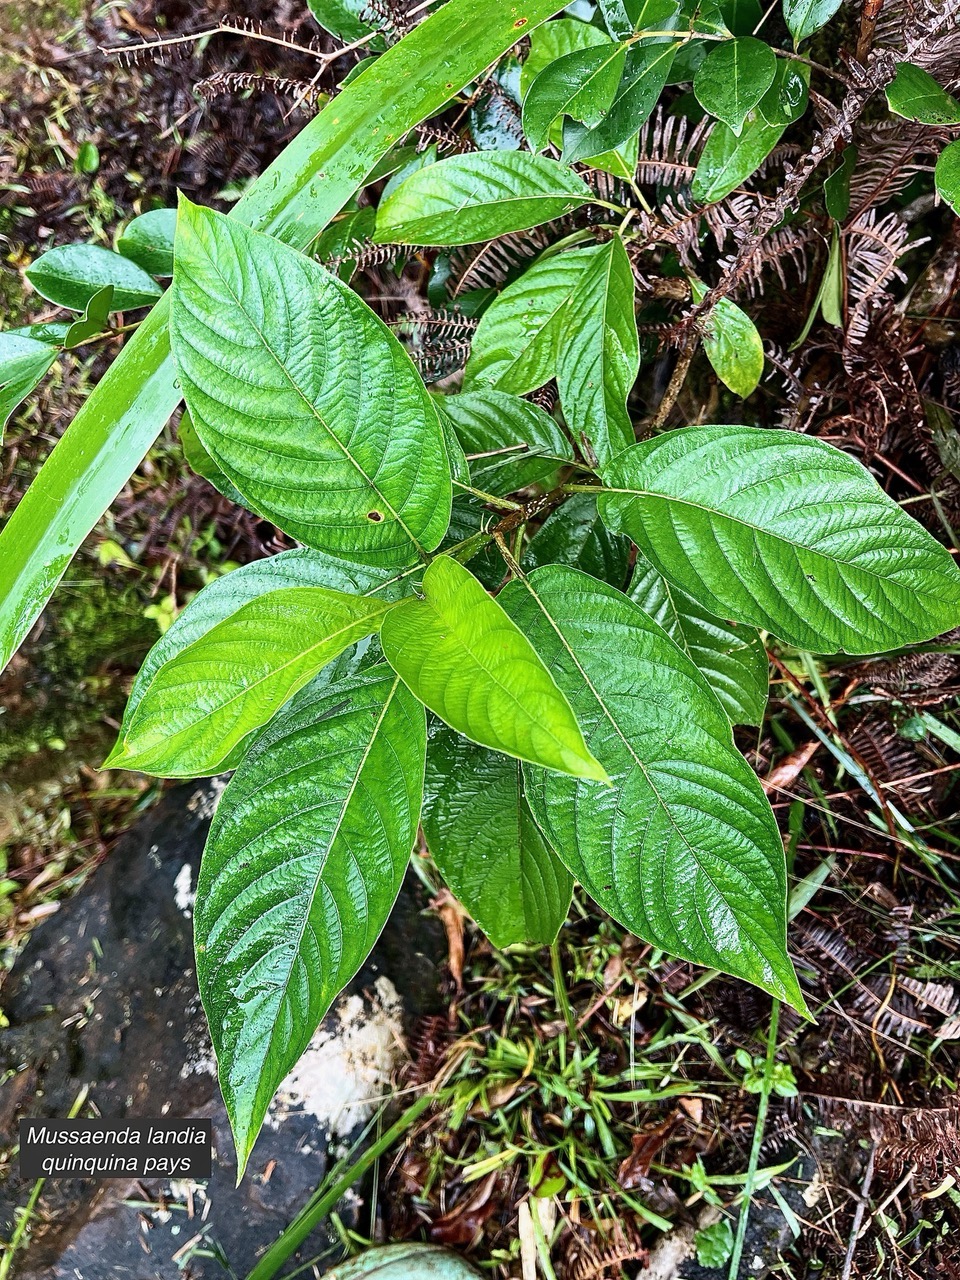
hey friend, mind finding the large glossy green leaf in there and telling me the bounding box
[107,586,394,777]
[171,200,451,566]
[782,0,842,43]
[0,0,567,678]
[26,243,162,312]
[562,42,677,162]
[628,550,768,725]
[464,240,638,465]
[423,725,573,947]
[307,0,386,44]
[689,278,764,397]
[0,334,57,441]
[438,387,574,495]
[524,492,631,587]
[693,37,776,133]
[196,667,425,1173]
[599,426,960,654]
[499,565,804,1007]
[756,58,809,126]
[112,549,411,774]
[885,62,960,126]
[374,152,593,246]
[522,43,626,152]
[380,555,607,780]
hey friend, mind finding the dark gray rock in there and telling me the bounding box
[0,780,445,1280]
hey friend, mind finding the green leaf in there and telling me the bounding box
[26,243,163,312]
[691,113,785,203]
[106,586,394,776]
[563,42,677,162]
[438,388,574,495]
[380,555,607,780]
[525,492,631,586]
[556,236,639,464]
[0,0,566,679]
[374,152,593,246]
[599,425,960,654]
[423,725,573,947]
[171,200,451,567]
[0,334,57,441]
[690,278,764,396]
[196,667,425,1173]
[179,410,249,507]
[782,0,842,43]
[63,285,115,349]
[718,0,762,35]
[313,207,377,281]
[499,565,805,1007]
[628,549,768,725]
[307,0,386,45]
[823,144,857,221]
[936,138,960,216]
[693,37,776,133]
[112,548,410,768]
[5,321,71,345]
[756,57,808,126]
[885,62,960,125]
[117,209,177,276]
[521,18,611,95]
[522,43,627,152]
[465,240,639,466]
[695,1220,735,1268]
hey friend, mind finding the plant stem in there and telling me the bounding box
[727,1002,780,1280]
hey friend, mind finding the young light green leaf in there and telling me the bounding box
[438,388,574,495]
[690,278,764,396]
[423,725,573,948]
[499,565,805,1009]
[373,152,593,246]
[782,0,842,43]
[885,63,960,125]
[0,334,57,440]
[563,42,677,162]
[823,144,857,221]
[629,550,768,725]
[693,37,777,133]
[464,241,638,466]
[196,667,424,1174]
[522,43,627,152]
[106,586,394,776]
[113,549,410,766]
[599,425,960,654]
[117,209,177,276]
[380,555,607,781]
[691,113,785,203]
[171,200,451,567]
[26,243,163,312]
[936,138,960,216]
[524,492,631,587]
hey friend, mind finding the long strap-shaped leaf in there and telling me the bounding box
[0,0,564,675]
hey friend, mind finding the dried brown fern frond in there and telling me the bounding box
[808,1093,960,1175]
[448,225,554,295]
[635,108,711,190]
[195,70,326,110]
[844,210,922,347]
[391,310,478,382]
[413,122,473,154]
[719,222,820,297]
[875,0,960,84]
[564,1221,649,1280]
[849,120,947,219]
